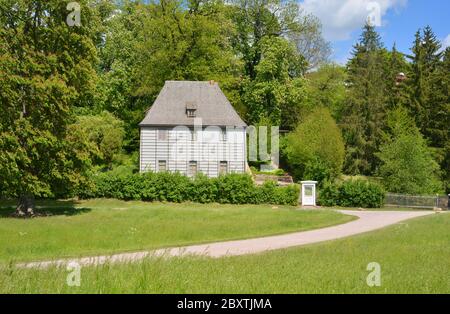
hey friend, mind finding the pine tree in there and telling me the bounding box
[386,44,410,109]
[408,26,449,192]
[342,23,389,175]
[432,48,450,192]
[377,107,443,195]
[407,26,443,138]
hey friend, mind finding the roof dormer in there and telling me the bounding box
[186,102,197,118]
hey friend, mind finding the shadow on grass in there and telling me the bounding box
[0,199,92,218]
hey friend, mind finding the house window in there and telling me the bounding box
[221,129,227,141]
[158,160,167,172]
[219,161,228,175]
[158,129,168,141]
[188,161,197,176]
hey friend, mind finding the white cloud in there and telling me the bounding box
[300,0,408,41]
[443,34,450,50]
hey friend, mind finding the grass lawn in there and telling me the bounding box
[1,212,448,293]
[0,199,353,263]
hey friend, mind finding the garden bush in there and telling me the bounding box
[216,173,257,204]
[77,172,300,206]
[283,107,345,182]
[318,180,385,208]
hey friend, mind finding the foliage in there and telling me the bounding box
[0,0,100,212]
[385,44,410,109]
[229,0,328,128]
[68,112,125,169]
[241,37,308,128]
[94,0,152,151]
[407,26,443,140]
[228,0,330,77]
[341,23,390,175]
[319,180,385,208]
[77,172,300,206]
[304,63,347,121]
[376,107,443,195]
[136,0,240,96]
[405,27,448,192]
[283,107,345,183]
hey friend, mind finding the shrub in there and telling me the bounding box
[273,183,300,205]
[188,174,219,204]
[216,174,257,204]
[283,107,345,182]
[68,111,125,169]
[319,180,385,208]
[77,172,300,206]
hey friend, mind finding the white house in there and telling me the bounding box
[139,81,247,177]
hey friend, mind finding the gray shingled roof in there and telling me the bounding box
[139,81,247,127]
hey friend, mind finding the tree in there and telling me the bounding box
[341,23,389,175]
[0,0,99,216]
[407,26,449,193]
[68,112,125,169]
[228,0,329,77]
[288,14,331,70]
[241,36,308,128]
[95,0,152,151]
[407,26,443,138]
[377,107,442,195]
[385,44,410,109]
[136,0,240,96]
[283,107,345,183]
[304,63,347,121]
[432,48,450,192]
[227,0,328,126]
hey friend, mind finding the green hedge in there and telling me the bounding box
[318,180,385,208]
[77,172,300,206]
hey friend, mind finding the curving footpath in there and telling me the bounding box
[18,210,436,269]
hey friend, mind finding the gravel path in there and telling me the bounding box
[17,210,435,269]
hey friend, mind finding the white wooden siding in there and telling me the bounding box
[140,127,246,177]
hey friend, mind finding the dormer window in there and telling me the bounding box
[186,102,197,118]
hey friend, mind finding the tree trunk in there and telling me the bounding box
[16,195,35,217]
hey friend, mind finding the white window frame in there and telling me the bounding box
[188,161,198,177]
[219,161,228,175]
[158,160,167,172]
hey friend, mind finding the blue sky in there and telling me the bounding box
[299,0,450,64]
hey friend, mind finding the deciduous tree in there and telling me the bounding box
[0,0,99,216]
